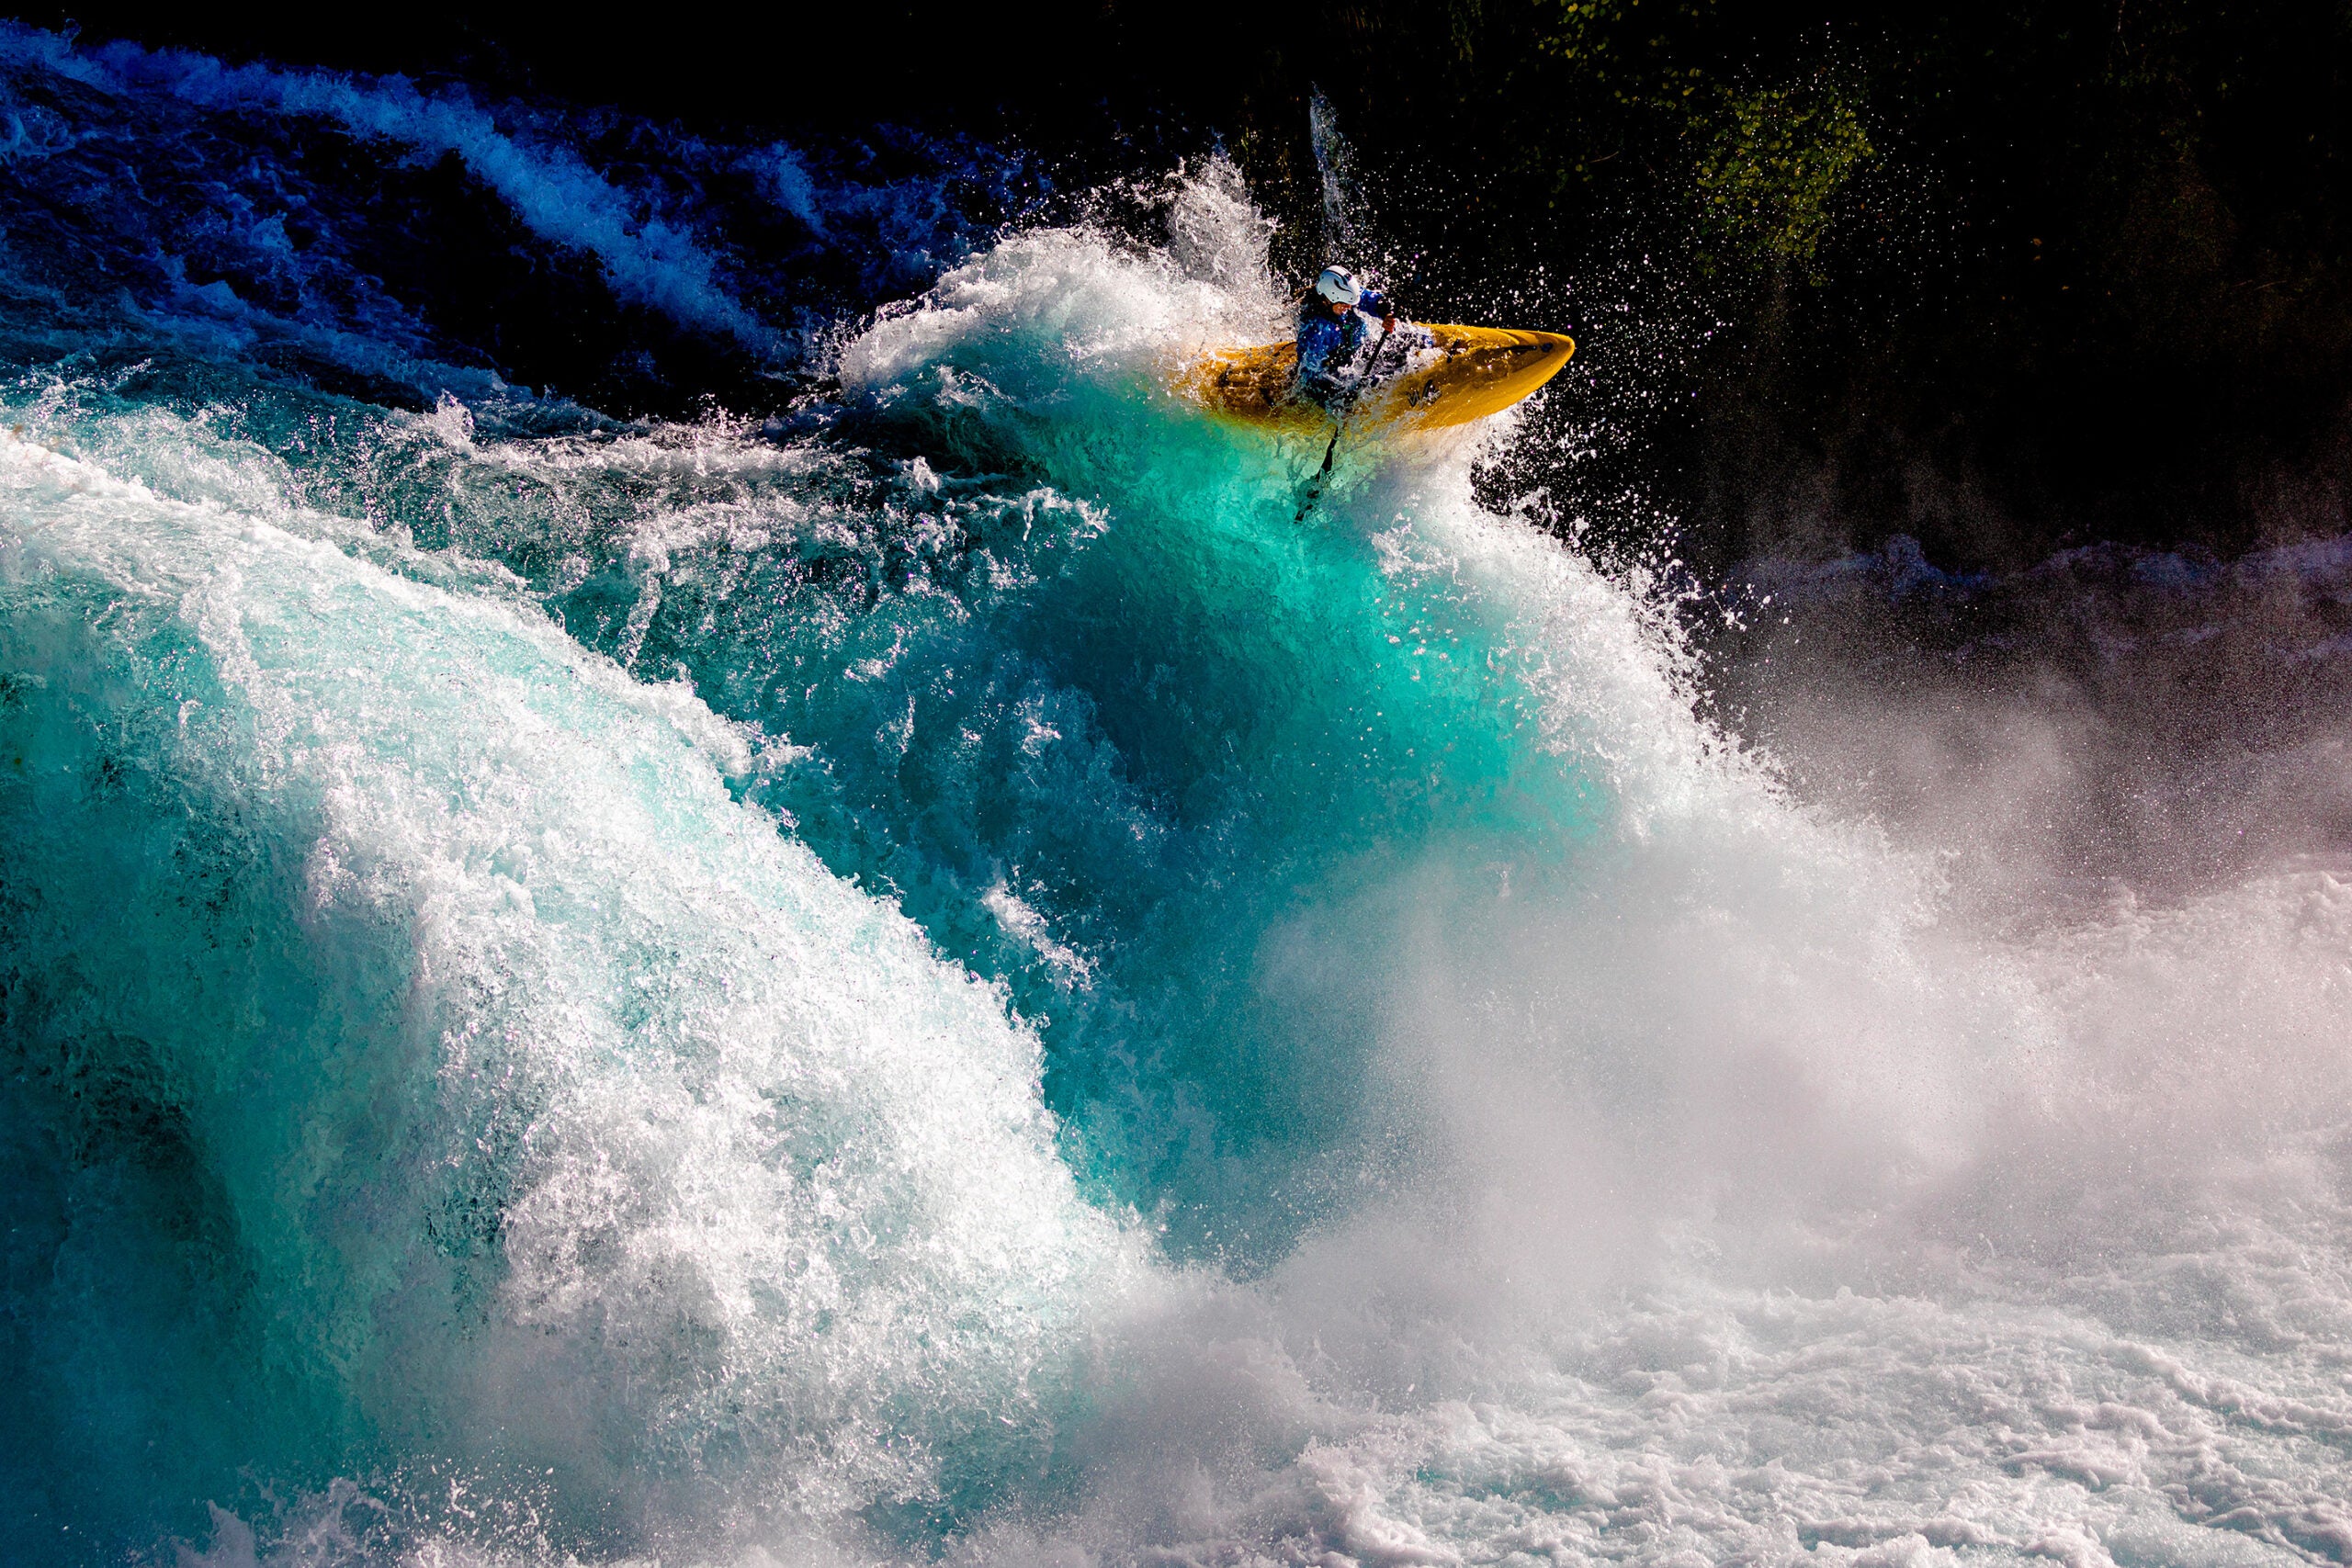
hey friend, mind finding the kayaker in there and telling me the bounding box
[1295,265,1396,411]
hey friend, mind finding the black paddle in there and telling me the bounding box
[1292,425,1345,524]
[1294,317,1395,523]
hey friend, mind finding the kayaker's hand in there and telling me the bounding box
[1382,313,1396,333]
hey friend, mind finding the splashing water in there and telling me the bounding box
[2,28,2350,1568]
[1309,85,1362,261]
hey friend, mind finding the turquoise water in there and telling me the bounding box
[0,155,1661,1558]
[5,28,2352,1567]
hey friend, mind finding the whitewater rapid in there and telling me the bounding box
[1,26,2349,1568]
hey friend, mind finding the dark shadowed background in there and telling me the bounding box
[32,0,2352,574]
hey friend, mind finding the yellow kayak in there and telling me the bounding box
[1179,323,1576,434]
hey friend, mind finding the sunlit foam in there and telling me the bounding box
[2,144,2349,1568]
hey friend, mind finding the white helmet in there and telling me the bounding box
[1313,266,1363,306]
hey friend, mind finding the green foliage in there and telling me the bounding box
[1525,0,1875,275]
[1688,77,1874,278]
[1542,0,1634,68]
[1537,0,1714,100]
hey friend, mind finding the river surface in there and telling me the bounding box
[3,26,2350,1567]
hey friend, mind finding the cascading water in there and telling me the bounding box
[3,24,2350,1568]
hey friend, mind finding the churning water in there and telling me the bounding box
[2,25,2350,1568]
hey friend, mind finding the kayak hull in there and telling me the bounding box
[1179,323,1576,434]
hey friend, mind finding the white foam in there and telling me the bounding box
[0,431,1147,1543]
[807,185,2352,1566]
[15,164,2352,1567]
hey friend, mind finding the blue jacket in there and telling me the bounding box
[1295,290,1391,407]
